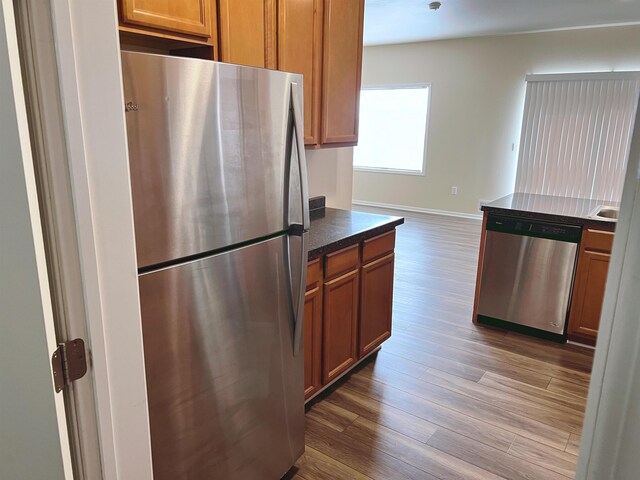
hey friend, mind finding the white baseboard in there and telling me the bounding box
[352,199,483,220]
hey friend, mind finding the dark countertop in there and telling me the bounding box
[308,207,404,260]
[481,193,619,231]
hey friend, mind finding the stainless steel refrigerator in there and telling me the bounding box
[121,51,309,479]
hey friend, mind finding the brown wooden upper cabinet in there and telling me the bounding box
[118,0,216,43]
[279,0,364,147]
[278,0,324,144]
[218,0,277,68]
[319,0,364,146]
[118,0,365,146]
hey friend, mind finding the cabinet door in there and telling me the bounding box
[359,253,395,357]
[278,0,323,145]
[568,250,611,345]
[119,0,213,38]
[304,285,322,399]
[218,0,277,68]
[304,259,323,399]
[323,269,359,383]
[320,0,364,145]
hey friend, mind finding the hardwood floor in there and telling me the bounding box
[292,208,594,480]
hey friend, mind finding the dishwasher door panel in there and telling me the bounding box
[477,231,577,334]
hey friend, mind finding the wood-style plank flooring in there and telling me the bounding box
[292,207,594,480]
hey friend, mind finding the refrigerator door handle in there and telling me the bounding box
[286,81,309,356]
[290,81,310,232]
[287,82,310,355]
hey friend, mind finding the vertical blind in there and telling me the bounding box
[514,73,640,202]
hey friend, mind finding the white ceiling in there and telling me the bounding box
[364,0,640,46]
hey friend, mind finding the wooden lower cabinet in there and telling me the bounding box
[359,252,394,357]
[567,228,614,345]
[322,268,359,383]
[304,259,323,399]
[303,230,397,401]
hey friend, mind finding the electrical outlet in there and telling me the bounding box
[451,186,458,195]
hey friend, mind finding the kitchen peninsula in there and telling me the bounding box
[474,193,618,345]
[305,198,404,401]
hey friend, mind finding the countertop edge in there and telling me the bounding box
[307,217,405,261]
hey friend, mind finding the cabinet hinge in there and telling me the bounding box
[51,339,87,393]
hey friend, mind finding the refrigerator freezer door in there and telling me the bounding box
[138,235,304,479]
[121,52,303,269]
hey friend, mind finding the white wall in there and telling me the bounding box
[306,147,354,209]
[353,25,640,215]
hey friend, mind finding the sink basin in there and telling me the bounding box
[589,205,619,222]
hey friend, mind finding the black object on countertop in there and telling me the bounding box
[309,195,326,212]
[308,207,404,260]
[482,193,618,231]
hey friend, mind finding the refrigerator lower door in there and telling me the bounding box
[138,235,304,479]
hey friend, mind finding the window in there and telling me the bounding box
[515,73,640,202]
[354,85,430,175]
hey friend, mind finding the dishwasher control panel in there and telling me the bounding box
[487,215,582,243]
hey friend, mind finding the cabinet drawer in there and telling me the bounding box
[362,230,396,263]
[583,229,614,253]
[306,258,322,291]
[325,244,359,280]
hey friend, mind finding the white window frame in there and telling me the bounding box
[354,83,431,176]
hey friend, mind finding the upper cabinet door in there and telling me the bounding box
[119,0,213,38]
[278,0,323,145]
[218,0,277,68]
[321,0,364,145]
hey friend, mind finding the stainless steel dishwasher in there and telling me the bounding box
[476,214,582,341]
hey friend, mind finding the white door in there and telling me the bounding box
[0,1,72,477]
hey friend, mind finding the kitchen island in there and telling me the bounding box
[304,198,404,401]
[474,193,617,345]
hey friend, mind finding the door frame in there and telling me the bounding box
[31,0,154,478]
[577,100,640,478]
[26,1,640,478]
